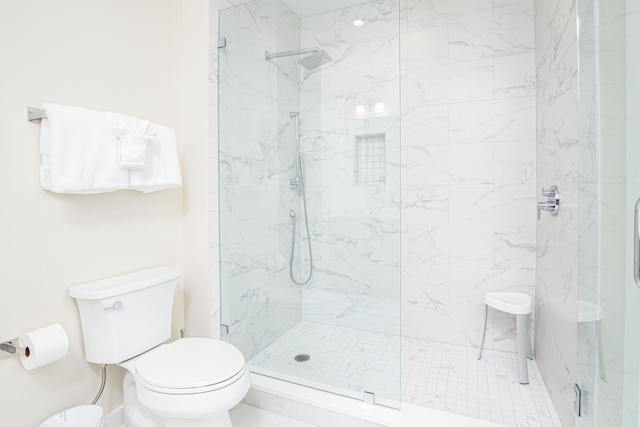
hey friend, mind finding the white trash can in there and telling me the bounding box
[39,405,103,427]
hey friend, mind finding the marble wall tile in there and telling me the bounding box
[402,185,449,225]
[402,263,450,307]
[493,140,536,184]
[449,97,536,144]
[449,184,536,227]
[402,302,486,347]
[401,26,449,69]
[397,0,536,352]
[535,0,580,423]
[448,10,535,62]
[406,224,494,268]
[301,288,401,334]
[494,227,536,270]
[406,144,494,186]
[494,53,536,98]
[405,0,493,30]
[393,104,449,146]
[336,0,400,43]
[493,0,534,15]
[406,60,494,106]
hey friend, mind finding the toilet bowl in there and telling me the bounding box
[69,267,250,427]
[120,338,250,426]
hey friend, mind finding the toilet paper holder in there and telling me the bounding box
[0,339,17,359]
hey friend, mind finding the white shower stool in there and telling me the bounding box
[477,292,533,384]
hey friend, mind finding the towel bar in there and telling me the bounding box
[27,107,46,122]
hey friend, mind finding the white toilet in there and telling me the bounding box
[69,266,250,427]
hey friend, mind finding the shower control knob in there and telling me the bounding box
[537,185,560,220]
[290,177,302,190]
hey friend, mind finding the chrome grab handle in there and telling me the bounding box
[635,198,640,288]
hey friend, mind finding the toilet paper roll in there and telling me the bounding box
[18,323,69,370]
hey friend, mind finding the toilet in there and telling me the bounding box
[69,266,250,427]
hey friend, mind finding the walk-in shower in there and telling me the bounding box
[218,0,402,409]
[216,0,640,424]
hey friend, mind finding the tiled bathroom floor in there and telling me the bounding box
[249,321,562,427]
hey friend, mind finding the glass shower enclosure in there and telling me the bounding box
[576,0,640,424]
[217,0,402,407]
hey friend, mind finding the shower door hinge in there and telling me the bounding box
[363,391,375,405]
[220,324,229,336]
[574,384,582,416]
[217,37,227,48]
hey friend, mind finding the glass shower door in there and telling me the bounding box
[218,0,402,408]
[576,0,640,424]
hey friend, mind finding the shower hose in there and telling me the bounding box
[289,179,313,285]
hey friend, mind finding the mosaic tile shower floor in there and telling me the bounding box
[249,321,562,426]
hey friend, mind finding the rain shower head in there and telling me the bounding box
[265,47,333,71]
[297,50,332,71]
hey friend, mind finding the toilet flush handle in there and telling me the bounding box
[104,301,123,311]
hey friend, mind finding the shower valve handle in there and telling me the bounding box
[290,176,303,190]
[537,185,560,220]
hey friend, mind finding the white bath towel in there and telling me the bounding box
[129,124,182,193]
[105,112,156,170]
[40,103,130,194]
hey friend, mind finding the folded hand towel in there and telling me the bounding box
[129,124,182,193]
[40,103,130,194]
[105,112,156,170]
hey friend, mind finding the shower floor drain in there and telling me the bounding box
[294,354,310,362]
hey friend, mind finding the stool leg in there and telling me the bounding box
[517,314,529,384]
[526,313,533,360]
[478,305,488,360]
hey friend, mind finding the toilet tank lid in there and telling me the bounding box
[68,267,181,300]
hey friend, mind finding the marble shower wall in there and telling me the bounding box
[217,0,304,359]
[214,0,538,353]
[297,0,403,335]
[534,0,580,424]
[398,0,537,351]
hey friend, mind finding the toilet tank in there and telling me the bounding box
[69,266,180,364]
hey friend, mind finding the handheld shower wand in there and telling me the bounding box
[288,112,313,285]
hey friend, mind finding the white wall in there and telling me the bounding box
[0,1,210,425]
[181,0,213,340]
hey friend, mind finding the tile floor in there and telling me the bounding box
[249,321,562,427]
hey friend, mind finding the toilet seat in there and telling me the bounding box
[135,338,246,395]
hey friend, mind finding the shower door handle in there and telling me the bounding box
[634,198,640,288]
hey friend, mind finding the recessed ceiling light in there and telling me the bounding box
[353,19,364,27]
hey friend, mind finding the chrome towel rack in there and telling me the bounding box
[27,107,46,122]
